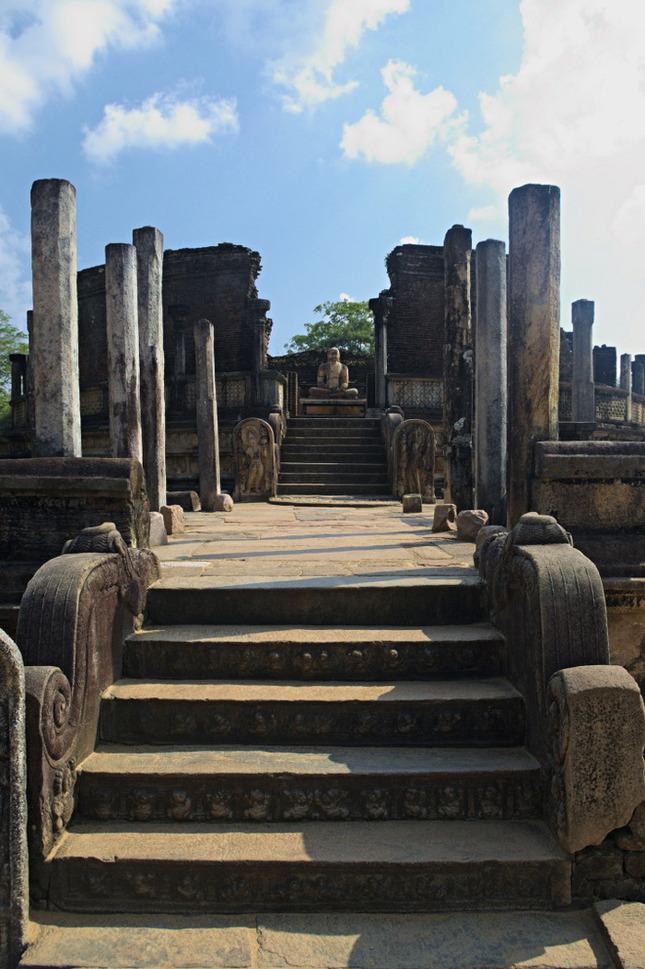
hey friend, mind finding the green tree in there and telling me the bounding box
[0,309,29,429]
[284,299,374,354]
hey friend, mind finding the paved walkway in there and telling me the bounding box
[153,501,477,582]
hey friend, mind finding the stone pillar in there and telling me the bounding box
[133,227,166,511]
[620,353,632,421]
[371,295,392,410]
[105,243,143,462]
[443,224,474,511]
[507,184,560,526]
[632,361,645,397]
[475,240,507,524]
[571,299,595,423]
[30,178,82,456]
[194,318,221,511]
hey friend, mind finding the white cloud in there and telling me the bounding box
[82,92,239,165]
[467,206,499,222]
[341,60,459,163]
[0,208,31,331]
[272,0,410,112]
[399,235,420,244]
[444,0,645,351]
[0,0,179,134]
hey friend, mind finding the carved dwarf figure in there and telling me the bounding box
[309,347,358,398]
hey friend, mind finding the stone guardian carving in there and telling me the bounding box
[391,420,436,500]
[233,419,276,500]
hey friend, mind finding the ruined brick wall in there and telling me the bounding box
[379,244,445,377]
[162,244,264,376]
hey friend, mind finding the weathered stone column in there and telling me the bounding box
[133,227,166,511]
[571,299,595,423]
[475,239,507,524]
[507,184,560,526]
[371,295,392,410]
[194,318,222,511]
[632,361,645,397]
[105,243,143,462]
[620,353,632,421]
[30,178,82,456]
[443,224,474,511]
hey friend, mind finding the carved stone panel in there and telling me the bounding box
[391,420,436,500]
[0,628,27,968]
[233,419,276,501]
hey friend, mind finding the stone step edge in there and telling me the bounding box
[45,821,572,912]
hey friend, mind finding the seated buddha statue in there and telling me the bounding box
[308,347,359,398]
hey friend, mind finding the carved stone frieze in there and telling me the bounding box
[0,629,27,969]
[125,638,503,681]
[77,769,541,824]
[51,855,568,913]
[100,695,524,748]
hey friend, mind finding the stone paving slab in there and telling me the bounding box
[150,504,477,582]
[22,909,615,968]
[594,900,645,969]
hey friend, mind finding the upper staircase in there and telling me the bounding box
[278,417,389,495]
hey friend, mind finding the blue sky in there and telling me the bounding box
[1,0,643,361]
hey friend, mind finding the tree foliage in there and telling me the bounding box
[284,299,374,354]
[0,309,29,428]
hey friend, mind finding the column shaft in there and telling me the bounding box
[30,179,82,456]
[194,318,221,511]
[106,243,143,462]
[443,224,474,511]
[133,227,166,510]
[507,184,560,525]
[475,240,507,524]
[571,299,595,422]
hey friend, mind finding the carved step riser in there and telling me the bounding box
[124,641,504,681]
[100,699,525,747]
[48,859,568,914]
[145,585,485,626]
[77,771,542,824]
[277,485,391,495]
[280,464,388,475]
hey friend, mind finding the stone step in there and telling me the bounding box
[286,428,382,440]
[145,574,485,626]
[278,472,389,486]
[280,463,387,476]
[76,745,542,824]
[44,819,571,913]
[20,908,617,969]
[281,445,386,459]
[277,483,392,496]
[288,418,381,428]
[99,678,524,746]
[124,623,505,680]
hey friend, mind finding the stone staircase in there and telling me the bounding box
[36,577,570,918]
[278,417,389,495]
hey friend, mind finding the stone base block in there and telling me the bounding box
[300,398,367,417]
[166,491,201,512]
[161,505,185,535]
[402,494,423,513]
